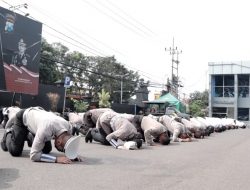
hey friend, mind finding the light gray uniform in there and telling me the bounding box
[181,118,197,132]
[88,108,112,124]
[5,106,21,120]
[23,108,72,161]
[96,110,118,135]
[106,115,137,142]
[68,112,85,125]
[3,106,21,129]
[141,116,166,146]
[160,115,188,142]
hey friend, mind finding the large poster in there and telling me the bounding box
[0,6,42,95]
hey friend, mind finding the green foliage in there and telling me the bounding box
[189,101,205,117]
[39,38,142,104]
[71,99,89,112]
[98,89,111,108]
[189,90,208,106]
[39,39,65,84]
[189,90,208,117]
[87,56,140,103]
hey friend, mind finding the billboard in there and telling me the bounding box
[0,6,42,95]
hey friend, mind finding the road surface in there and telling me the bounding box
[0,127,250,190]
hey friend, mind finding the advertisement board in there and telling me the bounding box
[0,6,42,95]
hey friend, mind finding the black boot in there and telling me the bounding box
[85,128,93,143]
[1,128,12,151]
[26,132,34,147]
[136,139,143,149]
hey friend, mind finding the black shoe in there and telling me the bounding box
[85,129,93,143]
[1,128,12,151]
[26,132,34,147]
[1,140,8,151]
[134,139,143,149]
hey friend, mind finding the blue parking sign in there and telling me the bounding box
[64,76,70,88]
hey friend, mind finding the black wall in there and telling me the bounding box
[0,84,65,112]
[111,103,143,115]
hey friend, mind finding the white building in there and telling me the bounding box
[208,61,250,124]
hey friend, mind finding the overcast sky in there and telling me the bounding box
[2,0,250,100]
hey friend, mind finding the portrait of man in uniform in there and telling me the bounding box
[12,38,30,67]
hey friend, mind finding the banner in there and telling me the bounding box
[0,6,42,95]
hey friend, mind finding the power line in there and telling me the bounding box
[41,56,166,88]
[1,0,107,57]
[95,0,152,37]
[41,55,114,80]
[7,1,162,82]
[42,30,100,56]
[81,0,147,37]
[1,1,167,90]
[105,0,156,36]
[25,1,166,84]
[29,3,123,57]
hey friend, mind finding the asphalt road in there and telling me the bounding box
[1,127,250,190]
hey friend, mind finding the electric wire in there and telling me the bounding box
[94,0,152,37]
[105,0,156,36]
[28,3,120,57]
[0,0,167,88]
[80,0,147,37]
[1,0,107,57]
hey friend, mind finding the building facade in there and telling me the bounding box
[208,61,250,123]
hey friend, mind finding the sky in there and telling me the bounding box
[2,0,250,100]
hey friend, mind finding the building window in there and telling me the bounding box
[212,75,234,97]
[238,87,249,97]
[214,87,223,97]
[212,107,227,118]
[224,75,234,86]
[238,75,249,98]
[238,108,249,121]
[224,87,234,97]
[214,75,223,86]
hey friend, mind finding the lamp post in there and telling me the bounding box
[9,3,29,17]
[115,73,129,104]
[120,77,123,104]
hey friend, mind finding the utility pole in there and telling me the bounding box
[113,73,129,104]
[120,76,123,104]
[165,37,182,99]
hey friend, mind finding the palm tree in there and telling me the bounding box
[98,89,111,108]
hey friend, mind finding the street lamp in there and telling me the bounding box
[9,3,28,10]
[115,73,129,104]
[9,3,29,17]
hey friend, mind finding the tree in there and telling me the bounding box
[189,90,209,117]
[98,89,111,108]
[63,51,89,95]
[189,90,209,105]
[71,99,89,113]
[86,56,140,103]
[39,39,143,104]
[39,39,67,84]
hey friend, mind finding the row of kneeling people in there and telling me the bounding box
[0,106,247,164]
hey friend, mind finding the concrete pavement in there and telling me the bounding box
[1,128,250,190]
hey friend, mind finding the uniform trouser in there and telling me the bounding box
[91,128,110,145]
[6,109,28,156]
[2,115,8,129]
[5,109,52,157]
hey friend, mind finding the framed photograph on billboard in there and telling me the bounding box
[0,6,42,95]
